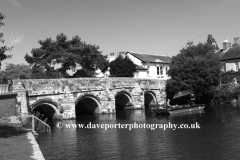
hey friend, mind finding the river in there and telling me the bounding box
[36,104,240,160]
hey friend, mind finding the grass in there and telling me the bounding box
[0,125,36,160]
[0,124,28,138]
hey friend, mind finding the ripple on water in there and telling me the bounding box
[37,105,240,160]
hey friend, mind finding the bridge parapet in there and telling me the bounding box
[13,78,165,94]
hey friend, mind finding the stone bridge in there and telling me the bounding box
[12,78,166,119]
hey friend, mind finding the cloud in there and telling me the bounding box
[6,0,21,8]
[3,32,24,46]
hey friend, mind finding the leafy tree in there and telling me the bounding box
[0,70,7,83]
[207,34,219,50]
[4,63,31,79]
[166,42,221,104]
[109,54,136,77]
[0,13,12,69]
[25,33,108,78]
[220,70,240,84]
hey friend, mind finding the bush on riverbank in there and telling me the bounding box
[213,84,240,104]
[220,70,240,83]
[212,70,240,104]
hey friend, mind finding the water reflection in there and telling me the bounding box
[115,110,145,121]
[37,104,240,160]
[167,104,240,159]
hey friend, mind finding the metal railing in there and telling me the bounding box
[20,114,51,134]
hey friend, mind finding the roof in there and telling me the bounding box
[221,46,240,61]
[135,65,148,71]
[232,42,240,48]
[101,64,148,73]
[215,49,225,58]
[126,52,171,64]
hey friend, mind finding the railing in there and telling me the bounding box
[20,114,51,134]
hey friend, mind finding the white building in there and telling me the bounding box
[125,52,171,79]
[105,51,171,79]
[216,37,240,72]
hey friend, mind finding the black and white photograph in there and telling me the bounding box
[1,0,240,159]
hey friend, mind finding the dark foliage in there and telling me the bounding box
[166,42,221,104]
[207,34,219,50]
[72,69,93,78]
[213,85,240,104]
[25,33,109,79]
[109,55,136,77]
[213,70,240,103]
[0,13,12,69]
[4,63,31,79]
[220,70,240,83]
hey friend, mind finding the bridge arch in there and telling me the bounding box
[75,94,101,115]
[144,90,157,107]
[115,90,132,110]
[31,98,59,119]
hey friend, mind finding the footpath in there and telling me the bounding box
[0,116,45,160]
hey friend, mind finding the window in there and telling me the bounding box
[160,66,163,75]
[147,66,150,76]
[135,72,139,78]
[157,67,160,75]
[157,66,163,76]
[235,63,239,71]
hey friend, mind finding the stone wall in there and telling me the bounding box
[0,93,17,117]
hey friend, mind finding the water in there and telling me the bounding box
[36,104,240,160]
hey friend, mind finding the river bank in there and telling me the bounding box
[0,118,45,160]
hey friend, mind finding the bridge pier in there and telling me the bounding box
[12,82,28,115]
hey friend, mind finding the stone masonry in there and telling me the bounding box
[13,78,166,119]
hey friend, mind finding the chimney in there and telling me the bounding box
[108,52,116,63]
[223,39,231,51]
[234,37,240,44]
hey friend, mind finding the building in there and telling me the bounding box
[186,39,194,48]
[106,51,171,79]
[216,37,240,72]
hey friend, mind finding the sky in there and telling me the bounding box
[1,0,240,69]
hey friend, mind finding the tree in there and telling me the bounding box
[0,70,7,83]
[166,42,221,104]
[109,54,136,77]
[0,13,12,69]
[3,63,31,79]
[25,33,109,78]
[207,34,219,50]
